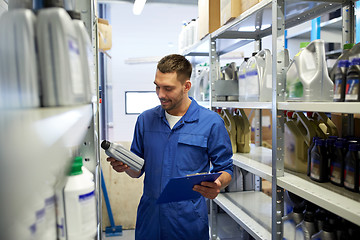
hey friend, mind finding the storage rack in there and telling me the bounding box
[0,0,101,239]
[182,0,360,239]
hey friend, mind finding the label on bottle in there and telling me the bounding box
[330,162,341,184]
[245,68,259,98]
[311,158,320,180]
[289,80,303,98]
[67,36,84,96]
[78,190,96,232]
[344,166,355,189]
[345,78,359,101]
[333,79,342,100]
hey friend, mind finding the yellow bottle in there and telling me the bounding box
[312,112,339,137]
[284,112,316,173]
[221,109,237,154]
[233,109,251,153]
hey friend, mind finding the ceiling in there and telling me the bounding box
[100,0,198,5]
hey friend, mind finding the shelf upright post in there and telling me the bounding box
[272,0,285,239]
[342,2,356,137]
[209,38,220,108]
[209,36,220,240]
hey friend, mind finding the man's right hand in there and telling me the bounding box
[107,157,130,173]
[107,157,142,178]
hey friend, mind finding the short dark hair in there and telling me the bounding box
[157,54,192,84]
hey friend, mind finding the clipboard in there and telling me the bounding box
[156,172,222,204]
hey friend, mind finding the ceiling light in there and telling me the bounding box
[133,0,147,15]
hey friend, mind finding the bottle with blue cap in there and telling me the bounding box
[334,60,350,102]
[330,138,347,186]
[310,138,329,182]
[345,58,360,102]
[344,143,360,192]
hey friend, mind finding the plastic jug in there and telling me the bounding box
[311,112,339,137]
[64,157,97,240]
[306,112,327,139]
[295,210,318,240]
[37,4,87,107]
[193,63,209,101]
[0,7,40,108]
[286,40,334,101]
[345,58,360,102]
[69,11,95,103]
[245,49,272,102]
[233,109,251,153]
[221,109,237,153]
[283,205,305,240]
[238,58,248,101]
[285,112,316,173]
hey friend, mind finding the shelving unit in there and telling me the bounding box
[214,192,272,240]
[182,0,359,239]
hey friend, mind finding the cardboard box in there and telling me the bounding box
[220,0,242,26]
[98,18,112,51]
[241,0,261,13]
[198,0,220,40]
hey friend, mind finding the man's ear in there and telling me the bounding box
[184,80,191,92]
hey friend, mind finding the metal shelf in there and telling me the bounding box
[0,104,94,239]
[233,145,272,182]
[214,191,272,240]
[212,101,272,109]
[277,171,360,225]
[278,102,360,114]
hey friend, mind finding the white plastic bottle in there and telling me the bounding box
[238,58,248,101]
[286,40,334,101]
[68,10,94,103]
[36,2,86,106]
[0,1,39,109]
[42,178,57,240]
[245,49,272,102]
[64,156,97,240]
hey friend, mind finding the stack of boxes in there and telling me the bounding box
[197,0,262,41]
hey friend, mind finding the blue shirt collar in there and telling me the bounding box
[157,97,199,123]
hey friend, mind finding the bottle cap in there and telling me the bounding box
[351,58,360,66]
[338,60,350,68]
[300,42,310,48]
[8,0,32,9]
[101,140,111,150]
[306,112,313,118]
[287,111,294,118]
[348,143,360,152]
[43,0,65,8]
[343,43,355,50]
[67,10,81,20]
[315,139,326,146]
[326,138,336,147]
[335,139,346,148]
[69,157,83,176]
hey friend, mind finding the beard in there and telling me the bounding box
[159,90,184,113]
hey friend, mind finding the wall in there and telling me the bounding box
[109,2,198,142]
[0,0,7,15]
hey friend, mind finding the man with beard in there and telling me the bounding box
[107,54,233,240]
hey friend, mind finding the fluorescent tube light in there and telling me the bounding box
[133,0,147,15]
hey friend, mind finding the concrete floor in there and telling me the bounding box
[102,213,252,240]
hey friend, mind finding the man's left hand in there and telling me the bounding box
[193,179,221,199]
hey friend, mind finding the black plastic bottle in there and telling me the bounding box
[344,143,360,192]
[310,139,329,182]
[334,60,351,102]
[330,138,347,186]
[308,136,320,176]
[345,58,360,102]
